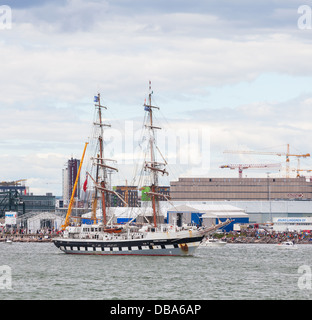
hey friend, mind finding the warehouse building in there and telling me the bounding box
[81,202,248,232]
[166,203,249,232]
[170,177,312,201]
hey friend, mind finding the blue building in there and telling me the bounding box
[167,204,249,232]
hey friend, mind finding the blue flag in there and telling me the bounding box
[94,96,99,102]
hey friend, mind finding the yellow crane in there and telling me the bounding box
[224,144,310,178]
[0,179,27,186]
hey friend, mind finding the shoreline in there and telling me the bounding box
[222,230,312,245]
[1,233,312,244]
[0,234,55,242]
[226,238,312,244]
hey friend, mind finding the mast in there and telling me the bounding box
[143,81,168,227]
[92,93,117,226]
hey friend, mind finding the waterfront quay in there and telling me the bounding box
[225,229,312,244]
[1,228,312,244]
[0,229,57,242]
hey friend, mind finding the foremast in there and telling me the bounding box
[143,82,169,228]
[91,93,118,226]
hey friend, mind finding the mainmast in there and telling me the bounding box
[143,81,168,227]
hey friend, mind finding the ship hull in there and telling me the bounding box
[53,235,204,256]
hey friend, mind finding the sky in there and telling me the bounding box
[1,0,312,196]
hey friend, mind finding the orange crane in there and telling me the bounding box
[62,142,88,231]
[291,168,312,178]
[0,179,27,186]
[220,163,281,178]
[224,144,310,178]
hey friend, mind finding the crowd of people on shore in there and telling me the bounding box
[1,224,312,244]
[224,228,312,244]
[0,226,60,242]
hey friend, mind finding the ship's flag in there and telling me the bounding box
[94,95,99,102]
[83,176,88,192]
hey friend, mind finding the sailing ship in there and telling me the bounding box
[53,84,230,256]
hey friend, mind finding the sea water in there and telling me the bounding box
[0,242,312,300]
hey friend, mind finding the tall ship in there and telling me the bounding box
[53,84,230,256]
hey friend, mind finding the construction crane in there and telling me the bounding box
[291,168,312,178]
[224,144,310,178]
[0,179,27,186]
[220,163,281,178]
[62,142,88,231]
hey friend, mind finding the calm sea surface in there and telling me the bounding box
[1,242,312,300]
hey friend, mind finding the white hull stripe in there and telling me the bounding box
[60,243,196,251]
[53,236,204,256]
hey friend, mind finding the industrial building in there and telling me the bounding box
[21,193,55,213]
[168,176,312,224]
[80,202,249,232]
[0,180,26,216]
[74,176,312,225]
[62,157,80,206]
[111,186,138,207]
[0,179,27,195]
[0,180,55,216]
[170,177,312,201]
[110,185,170,207]
[166,203,249,232]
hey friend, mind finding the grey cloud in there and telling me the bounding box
[10,0,305,36]
[13,0,110,32]
[10,0,66,9]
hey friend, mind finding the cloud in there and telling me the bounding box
[184,94,312,171]
[12,0,109,32]
[1,0,312,194]
[10,0,66,9]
